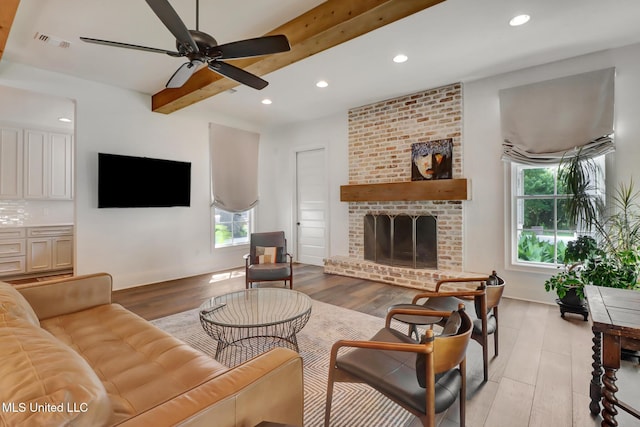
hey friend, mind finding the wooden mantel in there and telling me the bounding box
[340,179,470,202]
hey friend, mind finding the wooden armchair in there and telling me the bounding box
[244,231,293,289]
[405,273,505,382]
[325,304,473,427]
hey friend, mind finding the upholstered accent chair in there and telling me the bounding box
[325,304,473,427]
[402,273,506,382]
[244,231,293,289]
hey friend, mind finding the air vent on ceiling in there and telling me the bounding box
[34,32,71,49]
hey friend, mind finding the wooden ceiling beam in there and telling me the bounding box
[151,0,445,114]
[0,0,20,61]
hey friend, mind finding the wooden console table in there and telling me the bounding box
[585,285,640,426]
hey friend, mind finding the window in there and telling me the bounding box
[214,208,252,248]
[511,157,605,268]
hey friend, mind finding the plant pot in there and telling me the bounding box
[556,287,589,321]
[560,287,584,307]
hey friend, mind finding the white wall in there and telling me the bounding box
[259,113,349,259]
[0,61,259,289]
[464,43,640,303]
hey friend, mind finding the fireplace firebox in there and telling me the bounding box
[364,214,437,269]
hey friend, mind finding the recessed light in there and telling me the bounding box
[261,99,272,105]
[316,80,328,88]
[509,14,530,26]
[58,117,72,123]
[393,54,408,63]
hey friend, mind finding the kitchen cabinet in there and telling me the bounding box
[24,129,73,200]
[0,228,26,276]
[0,226,73,277]
[0,124,73,200]
[0,126,23,199]
[26,226,74,273]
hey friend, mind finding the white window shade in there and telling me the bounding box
[210,123,259,212]
[500,68,615,164]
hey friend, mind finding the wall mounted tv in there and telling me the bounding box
[98,153,191,208]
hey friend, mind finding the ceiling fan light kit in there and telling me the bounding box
[80,0,290,90]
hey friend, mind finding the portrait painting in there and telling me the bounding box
[411,139,453,181]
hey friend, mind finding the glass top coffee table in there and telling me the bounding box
[199,288,312,367]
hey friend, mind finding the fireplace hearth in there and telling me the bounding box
[364,214,437,269]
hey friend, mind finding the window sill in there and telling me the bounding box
[507,261,563,275]
[213,243,249,254]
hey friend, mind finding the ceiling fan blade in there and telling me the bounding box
[145,0,198,53]
[166,60,203,88]
[215,35,291,60]
[80,37,182,57]
[208,61,268,90]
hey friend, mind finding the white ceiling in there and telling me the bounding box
[5,0,640,128]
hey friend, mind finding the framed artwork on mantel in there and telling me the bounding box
[411,138,453,181]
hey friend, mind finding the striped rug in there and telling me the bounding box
[151,300,418,427]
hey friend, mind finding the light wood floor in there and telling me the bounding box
[113,264,640,427]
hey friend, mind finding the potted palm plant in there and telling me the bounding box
[545,149,640,315]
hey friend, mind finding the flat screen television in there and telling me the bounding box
[98,153,191,208]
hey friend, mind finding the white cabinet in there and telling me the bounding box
[27,237,52,272]
[24,129,73,200]
[24,129,47,199]
[52,236,73,269]
[0,226,73,277]
[0,127,23,199]
[48,133,73,199]
[26,226,73,273]
[0,228,26,276]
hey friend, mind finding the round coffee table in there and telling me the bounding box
[199,288,312,366]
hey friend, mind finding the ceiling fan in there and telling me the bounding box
[80,0,291,90]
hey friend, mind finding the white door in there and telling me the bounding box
[296,148,327,266]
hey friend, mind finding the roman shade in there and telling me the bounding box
[500,68,615,164]
[210,123,259,212]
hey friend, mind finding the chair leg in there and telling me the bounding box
[324,369,336,426]
[482,330,489,382]
[460,358,467,427]
[494,308,499,357]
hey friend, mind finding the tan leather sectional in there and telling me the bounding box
[0,273,303,426]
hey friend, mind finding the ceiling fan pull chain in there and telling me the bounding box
[196,0,199,31]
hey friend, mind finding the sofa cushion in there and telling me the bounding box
[41,303,230,425]
[0,281,40,326]
[0,316,112,426]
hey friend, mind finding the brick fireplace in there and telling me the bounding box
[324,82,478,290]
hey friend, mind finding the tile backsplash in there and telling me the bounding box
[0,200,73,226]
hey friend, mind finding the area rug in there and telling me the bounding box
[151,300,417,427]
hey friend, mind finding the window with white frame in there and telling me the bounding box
[214,208,252,248]
[511,157,605,268]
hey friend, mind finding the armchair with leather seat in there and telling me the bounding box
[324,304,473,427]
[244,231,293,289]
[388,272,505,382]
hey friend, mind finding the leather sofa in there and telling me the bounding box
[0,273,303,426]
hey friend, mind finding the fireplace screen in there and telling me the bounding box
[364,214,437,269]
